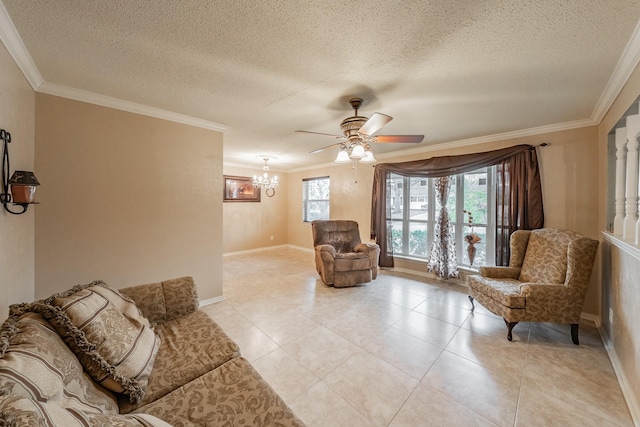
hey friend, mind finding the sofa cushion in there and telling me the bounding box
[120,277,200,325]
[119,310,241,413]
[133,357,305,427]
[0,395,174,426]
[43,283,160,402]
[0,311,118,414]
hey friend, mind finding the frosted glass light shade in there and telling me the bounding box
[350,144,365,158]
[335,149,351,163]
[360,150,376,163]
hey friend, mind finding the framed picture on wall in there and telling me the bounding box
[223,175,260,202]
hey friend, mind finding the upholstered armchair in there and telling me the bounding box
[312,220,380,288]
[467,228,598,344]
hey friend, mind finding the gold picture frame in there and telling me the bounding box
[223,175,260,202]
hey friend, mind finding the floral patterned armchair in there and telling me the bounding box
[312,220,380,288]
[467,228,598,344]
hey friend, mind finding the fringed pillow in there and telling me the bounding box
[40,282,159,403]
[0,395,174,426]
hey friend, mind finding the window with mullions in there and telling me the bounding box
[388,167,495,266]
[302,176,330,222]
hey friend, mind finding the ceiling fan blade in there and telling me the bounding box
[374,135,424,143]
[358,112,392,136]
[310,142,341,154]
[295,130,344,139]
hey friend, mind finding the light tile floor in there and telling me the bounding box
[201,247,634,427]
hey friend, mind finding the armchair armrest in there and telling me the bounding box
[120,276,199,324]
[520,283,568,299]
[478,266,521,279]
[354,242,379,253]
[315,244,336,255]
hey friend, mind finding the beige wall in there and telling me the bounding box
[598,61,640,419]
[287,163,376,251]
[34,94,224,301]
[0,42,36,320]
[222,165,288,253]
[287,128,601,312]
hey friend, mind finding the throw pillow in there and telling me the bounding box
[0,395,174,426]
[41,282,159,403]
[44,280,151,328]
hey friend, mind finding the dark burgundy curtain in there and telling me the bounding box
[371,144,544,267]
[495,147,544,264]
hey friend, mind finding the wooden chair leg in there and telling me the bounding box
[468,295,475,312]
[504,319,518,341]
[571,323,579,345]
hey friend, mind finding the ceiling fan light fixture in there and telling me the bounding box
[360,149,376,163]
[349,143,365,159]
[335,149,351,163]
[300,97,424,163]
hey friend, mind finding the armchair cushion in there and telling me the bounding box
[518,228,577,284]
[334,252,371,271]
[330,240,353,253]
[469,277,525,308]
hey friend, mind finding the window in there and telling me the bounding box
[302,176,330,222]
[388,167,495,266]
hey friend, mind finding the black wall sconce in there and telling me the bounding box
[1,129,40,215]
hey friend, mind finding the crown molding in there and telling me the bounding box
[38,82,226,132]
[287,160,344,174]
[0,2,44,89]
[374,118,597,161]
[222,160,285,173]
[592,19,640,123]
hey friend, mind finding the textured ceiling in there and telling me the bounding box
[2,1,640,170]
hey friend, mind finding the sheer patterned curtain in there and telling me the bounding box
[371,144,544,268]
[427,177,459,279]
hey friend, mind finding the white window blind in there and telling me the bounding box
[302,176,330,222]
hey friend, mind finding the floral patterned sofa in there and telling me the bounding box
[0,277,305,426]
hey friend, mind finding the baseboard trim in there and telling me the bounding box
[286,244,314,253]
[199,296,225,307]
[579,312,639,424]
[579,312,600,327]
[223,244,315,256]
[597,324,640,426]
[223,245,290,257]
[383,266,465,285]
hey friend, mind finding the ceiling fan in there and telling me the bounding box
[295,97,424,162]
